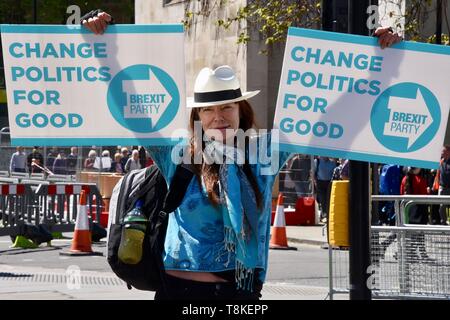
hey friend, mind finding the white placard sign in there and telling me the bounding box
[0,24,187,146]
[274,28,450,169]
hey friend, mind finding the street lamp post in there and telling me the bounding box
[33,0,37,24]
[436,0,443,45]
[347,0,373,301]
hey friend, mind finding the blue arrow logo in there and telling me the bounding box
[371,82,441,153]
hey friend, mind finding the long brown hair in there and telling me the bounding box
[189,100,262,208]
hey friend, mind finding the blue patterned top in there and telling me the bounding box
[148,135,292,283]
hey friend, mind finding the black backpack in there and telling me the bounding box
[107,164,193,291]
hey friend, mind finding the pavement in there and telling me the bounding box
[286,224,328,246]
[0,224,345,300]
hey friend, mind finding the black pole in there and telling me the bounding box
[322,0,349,33]
[33,0,37,24]
[347,0,373,300]
[322,0,333,31]
[371,163,379,225]
[436,0,443,44]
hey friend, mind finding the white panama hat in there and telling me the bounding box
[187,65,260,108]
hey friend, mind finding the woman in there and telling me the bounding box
[83,12,402,300]
[84,149,97,170]
[146,65,289,300]
[52,151,67,175]
[124,149,142,173]
[111,152,123,174]
[401,167,429,223]
[100,149,113,171]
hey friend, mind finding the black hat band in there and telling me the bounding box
[194,88,242,103]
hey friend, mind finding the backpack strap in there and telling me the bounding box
[162,164,194,214]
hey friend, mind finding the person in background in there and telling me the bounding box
[423,168,440,225]
[313,156,337,222]
[287,154,312,196]
[330,158,343,181]
[27,147,44,173]
[30,158,44,174]
[436,145,450,225]
[111,152,123,174]
[401,167,432,261]
[124,149,141,173]
[10,146,27,173]
[66,147,79,175]
[120,147,130,173]
[84,150,97,170]
[375,164,402,263]
[100,149,113,171]
[46,147,58,169]
[52,151,67,175]
[378,164,402,226]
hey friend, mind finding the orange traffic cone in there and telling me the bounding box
[270,193,297,250]
[60,190,102,256]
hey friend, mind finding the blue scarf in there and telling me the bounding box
[203,140,259,291]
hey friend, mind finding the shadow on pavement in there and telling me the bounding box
[0,272,33,278]
[0,246,63,255]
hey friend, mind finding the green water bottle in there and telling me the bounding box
[118,199,148,264]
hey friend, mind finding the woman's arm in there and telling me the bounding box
[147,145,183,183]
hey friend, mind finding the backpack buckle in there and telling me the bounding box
[159,211,167,219]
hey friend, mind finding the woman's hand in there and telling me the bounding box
[82,11,112,35]
[374,27,403,49]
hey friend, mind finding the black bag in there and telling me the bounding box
[107,164,193,291]
[91,222,107,242]
[12,223,53,245]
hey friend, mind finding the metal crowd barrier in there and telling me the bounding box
[370,195,450,300]
[46,174,77,182]
[34,183,102,233]
[0,171,9,177]
[0,183,35,236]
[0,182,103,236]
[329,195,450,300]
[10,172,30,179]
[0,172,76,183]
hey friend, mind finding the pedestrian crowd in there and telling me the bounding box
[6,145,154,176]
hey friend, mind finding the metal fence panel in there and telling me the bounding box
[371,226,450,299]
[329,195,450,300]
[0,183,35,236]
[0,182,103,236]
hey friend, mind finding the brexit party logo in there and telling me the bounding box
[107,64,179,133]
[370,82,441,153]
